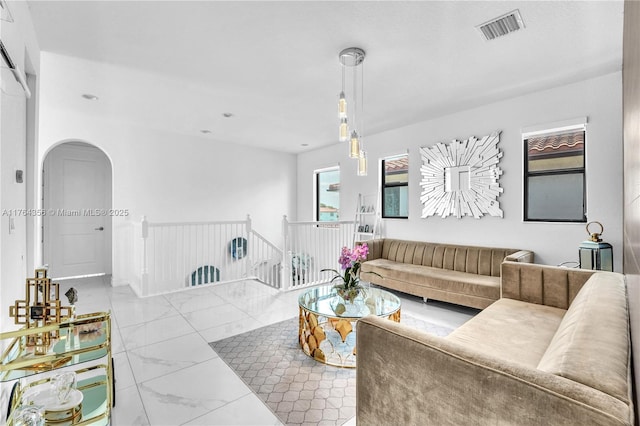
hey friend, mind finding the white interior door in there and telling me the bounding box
[44,143,112,278]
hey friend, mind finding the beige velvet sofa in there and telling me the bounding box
[356,261,634,425]
[359,238,533,309]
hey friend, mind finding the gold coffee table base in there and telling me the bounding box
[298,286,401,368]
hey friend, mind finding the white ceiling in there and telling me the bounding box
[25,1,624,153]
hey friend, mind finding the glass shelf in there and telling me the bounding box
[1,312,112,425]
[1,312,110,382]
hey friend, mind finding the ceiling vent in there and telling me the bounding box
[476,9,525,41]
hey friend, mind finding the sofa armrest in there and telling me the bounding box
[504,250,534,263]
[357,238,384,260]
[356,315,632,426]
[501,261,595,309]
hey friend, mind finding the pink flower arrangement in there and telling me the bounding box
[338,244,369,271]
[322,243,378,302]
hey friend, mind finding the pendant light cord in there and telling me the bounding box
[360,58,364,149]
[353,58,357,133]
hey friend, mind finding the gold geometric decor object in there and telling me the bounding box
[334,319,353,343]
[420,130,503,219]
[388,310,401,323]
[8,268,73,355]
[313,348,326,363]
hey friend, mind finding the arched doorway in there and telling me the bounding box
[42,142,113,279]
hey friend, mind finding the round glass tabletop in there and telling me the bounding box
[298,284,401,319]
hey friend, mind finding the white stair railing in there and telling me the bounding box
[135,215,282,297]
[246,227,282,289]
[281,215,356,291]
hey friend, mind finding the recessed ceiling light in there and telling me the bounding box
[200,129,212,134]
[222,113,234,118]
[81,94,99,101]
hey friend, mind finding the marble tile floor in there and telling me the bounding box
[56,276,478,426]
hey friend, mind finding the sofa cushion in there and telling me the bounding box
[361,259,500,300]
[537,272,630,404]
[501,261,595,309]
[379,239,520,277]
[446,298,566,367]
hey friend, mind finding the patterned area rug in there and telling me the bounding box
[209,315,454,426]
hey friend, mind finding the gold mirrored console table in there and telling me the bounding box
[1,312,113,425]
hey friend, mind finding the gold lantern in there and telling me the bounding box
[578,221,613,271]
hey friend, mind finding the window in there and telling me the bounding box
[382,154,409,218]
[524,126,586,222]
[315,168,340,222]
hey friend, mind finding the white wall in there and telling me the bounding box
[38,54,297,287]
[0,2,40,333]
[298,72,623,271]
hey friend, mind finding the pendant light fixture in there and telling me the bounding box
[338,47,367,174]
[358,151,368,176]
[339,118,348,142]
[339,92,347,119]
[338,63,348,142]
[349,131,360,158]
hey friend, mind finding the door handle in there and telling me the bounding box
[95,227,104,231]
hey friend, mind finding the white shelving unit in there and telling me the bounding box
[354,193,381,244]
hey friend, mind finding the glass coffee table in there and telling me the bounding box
[298,284,401,368]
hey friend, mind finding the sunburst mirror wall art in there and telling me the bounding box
[420,130,503,219]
